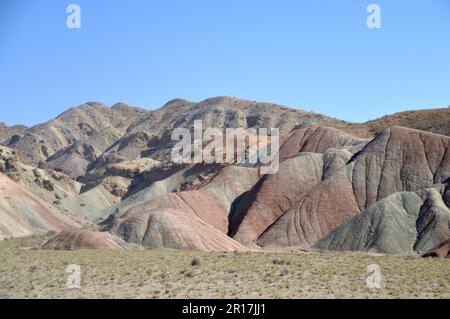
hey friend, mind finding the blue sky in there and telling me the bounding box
[0,0,449,126]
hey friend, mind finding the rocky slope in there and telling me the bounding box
[0,173,79,239]
[101,166,258,251]
[0,122,27,144]
[7,102,148,165]
[346,107,450,138]
[313,192,423,254]
[229,125,366,246]
[315,188,450,255]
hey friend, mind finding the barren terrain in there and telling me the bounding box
[0,235,448,299]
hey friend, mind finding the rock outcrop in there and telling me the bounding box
[45,142,99,179]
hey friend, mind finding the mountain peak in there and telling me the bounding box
[161,98,193,109]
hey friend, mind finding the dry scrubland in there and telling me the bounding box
[0,235,448,299]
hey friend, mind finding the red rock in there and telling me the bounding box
[422,240,450,258]
[233,126,450,249]
[279,125,366,162]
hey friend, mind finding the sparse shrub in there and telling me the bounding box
[272,259,290,265]
[191,257,201,267]
[280,269,289,276]
[28,265,38,273]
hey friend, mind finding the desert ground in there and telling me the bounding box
[0,234,448,299]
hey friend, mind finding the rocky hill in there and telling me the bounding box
[345,107,450,138]
[0,173,80,239]
[0,97,448,256]
[6,102,148,165]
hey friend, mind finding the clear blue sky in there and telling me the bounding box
[1,0,449,126]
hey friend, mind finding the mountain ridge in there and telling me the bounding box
[0,97,449,256]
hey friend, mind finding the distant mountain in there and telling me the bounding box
[127,96,347,136]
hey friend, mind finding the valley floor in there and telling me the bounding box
[0,235,448,299]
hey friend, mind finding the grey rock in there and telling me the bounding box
[313,192,423,255]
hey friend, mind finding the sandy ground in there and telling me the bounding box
[0,235,448,299]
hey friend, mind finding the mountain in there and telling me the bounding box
[0,97,448,256]
[100,96,350,164]
[7,102,148,165]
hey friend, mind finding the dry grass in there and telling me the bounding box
[0,235,448,299]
